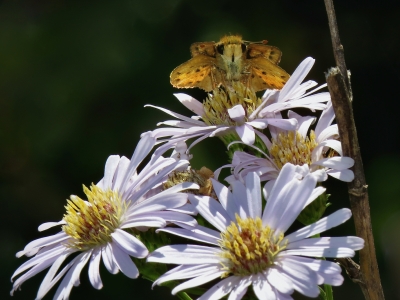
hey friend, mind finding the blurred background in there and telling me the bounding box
[1,0,399,299]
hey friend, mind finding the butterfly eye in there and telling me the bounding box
[216,44,224,55]
[241,43,247,53]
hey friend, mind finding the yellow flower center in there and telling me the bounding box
[202,82,262,126]
[219,215,286,277]
[62,184,126,251]
[270,130,318,170]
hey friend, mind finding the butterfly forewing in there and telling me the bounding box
[170,55,218,91]
[246,44,282,64]
[245,57,290,91]
[190,42,216,57]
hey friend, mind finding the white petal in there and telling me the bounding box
[53,252,91,300]
[327,169,355,182]
[228,105,246,122]
[148,244,221,264]
[121,215,166,229]
[281,255,343,286]
[101,155,121,189]
[252,275,278,300]
[153,264,222,287]
[88,247,103,289]
[266,267,294,294]
[277,260,319,298]
[315,101,335,138]
[157,226,220,246]
[281,247,355,258]
[285,208,352,243]
[111,229,148,258]
[212,178,240,221]
[317,124,339,144]
[198,276,242,300]
[228,278,252,300]
[245,172,262,219]
[236,124,255,145]
[266,118,298,131]
[278,57,315,102]
[287,236,364,250]
[188,194,232,232]
[35,251,73,299]
[12,245,69,281]
[131,193,188,215]
[110,242,139,278]
[111,156,131,191]
[174,93,205,116]
[16,232,69,258]
[119,133,155,193]
[173,271,225,296]
[312,156,354,170]
[304,186,326,207]
[102,243,118,274]
[247,119,269,129]
[38,221,66,232]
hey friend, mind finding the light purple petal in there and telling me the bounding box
[198,276,242,300]
[38,221,66,232]
[236,124,255,145]
[110,242,139,278]
[266,118,298,131]
[245,172,262,219]
[153,264,222,287]
[315,101,335,137]
[148,244,221,265]
[313,156,354,170]
[16,232,69,258]
[174,93,205,116]
[53,251,91,300]
[111,228,148,258]
[173,271,226,296]
[285,208,352,243]
[101,155,121,189]
[35,251,74,299]
[277,260,319,297]
[278,57,315,102]
[188,194,232,232]
[327,169,355,182]
[88,247,103,289]
[212,178,239,221]
[266,267,294,295]
[286,236,364,250]
[102,243,118,274]
[228,105,246,123]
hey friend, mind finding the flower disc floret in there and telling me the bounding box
[62,184,126,251]
[220,214,286,277]
[203,82,262,126]
[270,130,317,169]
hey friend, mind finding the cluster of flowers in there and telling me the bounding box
[11,57,363,300]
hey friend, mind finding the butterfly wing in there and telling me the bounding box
[246,44,282,64]
[245,56,290,91]
[190,41,216,57]
[170,55,220,91]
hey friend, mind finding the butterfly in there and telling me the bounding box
[170,35,290,92]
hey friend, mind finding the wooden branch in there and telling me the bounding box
[326,67,384,300]
[324,1,385,299]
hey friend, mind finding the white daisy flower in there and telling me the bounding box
[11,133,198,299]
[147,57,328,152]
[219,99,354,193]
[148,164,363,300]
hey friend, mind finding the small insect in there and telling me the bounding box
[170,35,290,92]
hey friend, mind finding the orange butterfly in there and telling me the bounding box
[170,35,290,92]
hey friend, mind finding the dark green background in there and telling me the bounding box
[1,0,399,299]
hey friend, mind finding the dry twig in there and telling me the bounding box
[323,1,385,299]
